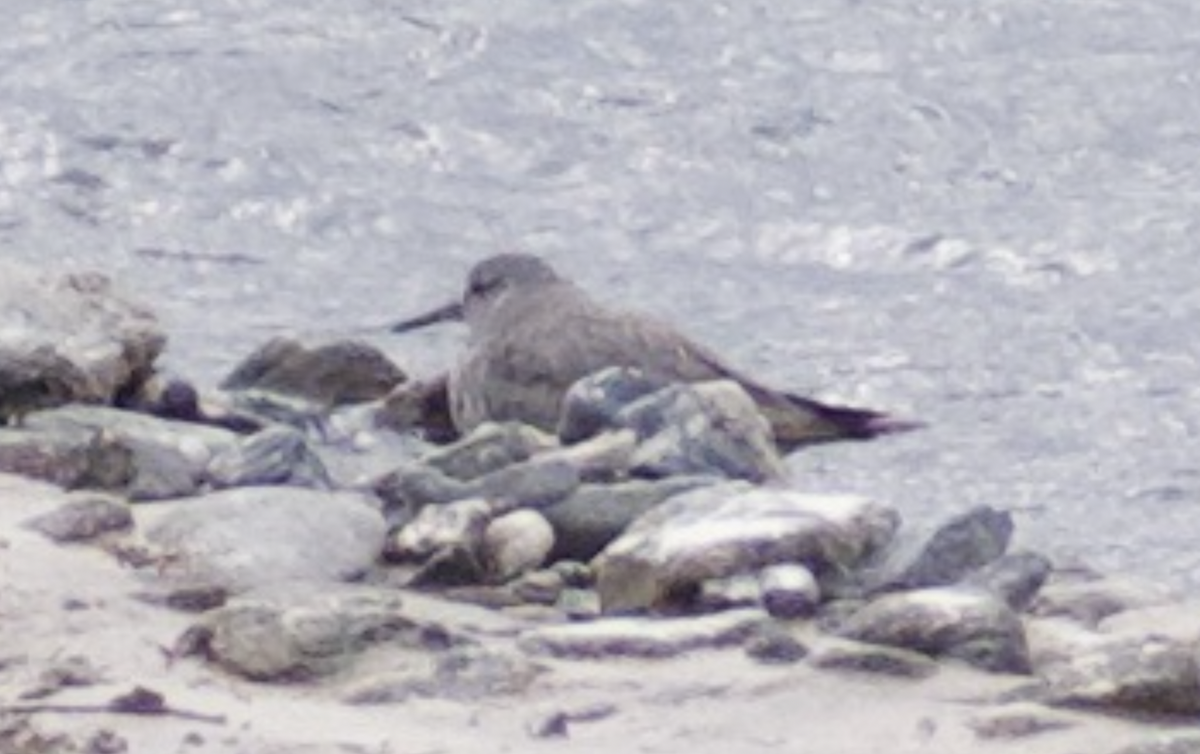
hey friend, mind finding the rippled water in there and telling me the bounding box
[3,1,1199,588]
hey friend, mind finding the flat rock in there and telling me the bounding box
[421,422,558,481]
[22,492,132,542]
[206,425,332,490]
[1105,736,1200,754]
[341,645,543,704]
[594,484,898,613]
[809,637,940,679]
[142,486,386,592]
[966,703,1077,740]
[1040,635,1200,715]
[0,427,134,490]
[838,586,1030,674]
[964,550,1053,611]
[0,264,164,411]
[865,505,1014,593]
[520,609,767,659]
[1100,601,1200,644]
[1031,574,1174,627]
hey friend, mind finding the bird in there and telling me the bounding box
[390,253,918,450]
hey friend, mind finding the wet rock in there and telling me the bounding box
[482,509,555,582]
[421,422,558,481]
[966,704,1076,740]
[143,487,386,592]
[1031,573,1174,627]
[0,427,135,490]
[206,425,332,490]
[0,346,91,424]
[1041,635,1200,715]
[964,550,1053,611]
[343,645,542,704]
[222,337,406,407]
[623,381,785,483]
[542,476,714,563]
[473,458,580,510]
[809,637,939,678]
[595,484,898,613]
[389,498,492,563]
[26,405,238,494]
[838,586,1030,674]
[520,609,767,659]
[0,264,165,410]
[760,563,821,619]
[865,505,1013,593]
[556,367,667,444]
[376,375,457,443]
[373,461,473,530]
[201,582,416,681]
[23,493,132,542]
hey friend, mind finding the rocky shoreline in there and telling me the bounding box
[2,262,1199,754]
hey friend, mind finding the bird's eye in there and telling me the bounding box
[469,278,499,297]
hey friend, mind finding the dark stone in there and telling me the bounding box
[373,462,473,530]
[222,337,406,407]
[542,477,714,563]
[474,458,580,510]
[421,422,557,481]
[124,438,202,501]
[0,428,135,491]
[556,367,668,444]
[24,494,132,542]
[866,505,1014,594]
[965,550,1053,611]
[376,375,458,444]
[409,545,488,589]
[0,346,91,424]
[1042,635,1200,715]
[809,639,939,678]
[744,624,809,665]
[206,425,332,489]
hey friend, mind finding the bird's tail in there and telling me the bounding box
[753,389,923,450]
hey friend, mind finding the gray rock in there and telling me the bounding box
[375,375,457,444]
[594,484,898,613]
[535,429,639,482]
[421,422,558,481]
[543,476,714,563]
[408,545,488,589]
[520,609,767,659]
[809,637,939,678]
[206,425,332,490]
[222,337,406,407]
[965,704,1076,740]
[1105,736,1200,754]
[143,487,386,592]
[1031,574,1174,627]
[510,569,567,605]
[1041,635,1200,715]
[0,264,165,411]
[623,381,785,483]
[482,509,555,582]
[697,573,763,612]
[389,498,492,563]
[23,493,132,542]
[760,563,821,619]
[201,582,417,680]
[744,623,809,665]
[838,586,1030,674]
[26,405,238,495]
[0,346,90,424]
[865,505,1014,593]
[556,367,668,444]
[0,427,135,490]
[342,645,543,703]
[474,458,580,510]
[964,550,1052,611]
[373,461,473,530]
[1100,600,1200,644]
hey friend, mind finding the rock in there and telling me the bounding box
[23,493,132,542]
[1025,616,1108,671]
[1031,573,1174,627]
[1100,601,1200,644]
[373,461,473,530]
[473,458,580,510]
[536,429,639,482]
[865,505,1014,593]
[221,337,406,407]
[124,375,265,434]
[520,609,767,659]
[26,405,239,496]
[964,550,1053,611]
[555,588,602,619]
[744,623,809,665]
[527,703,618,740]
[594,485,898,613]
[623,381,785,483]
[760,564,821,619]
[421,422,558,481]
[0,427,135,490]
[510,569,567,605]
[556,367,667,444]
[142,487,386,592]
[809,637,939,678]
[0,264,165,410]
[1041,635,1200,715]
[838,586,1030,674]
[389,498,492,563]
[966,703,1076,740]
[542,477,714,563]
[408,544,488,589]
[200,582,417,680]
[1105,736,1200,754]
[697,573,762,612]
[376,375,457,444]
[482,509,555,582]
[206,425,332,489]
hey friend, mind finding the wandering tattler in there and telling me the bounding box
[391,253,917,449]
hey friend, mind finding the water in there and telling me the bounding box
[2,1,1198,588]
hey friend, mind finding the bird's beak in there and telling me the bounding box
[389,301,464,334]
